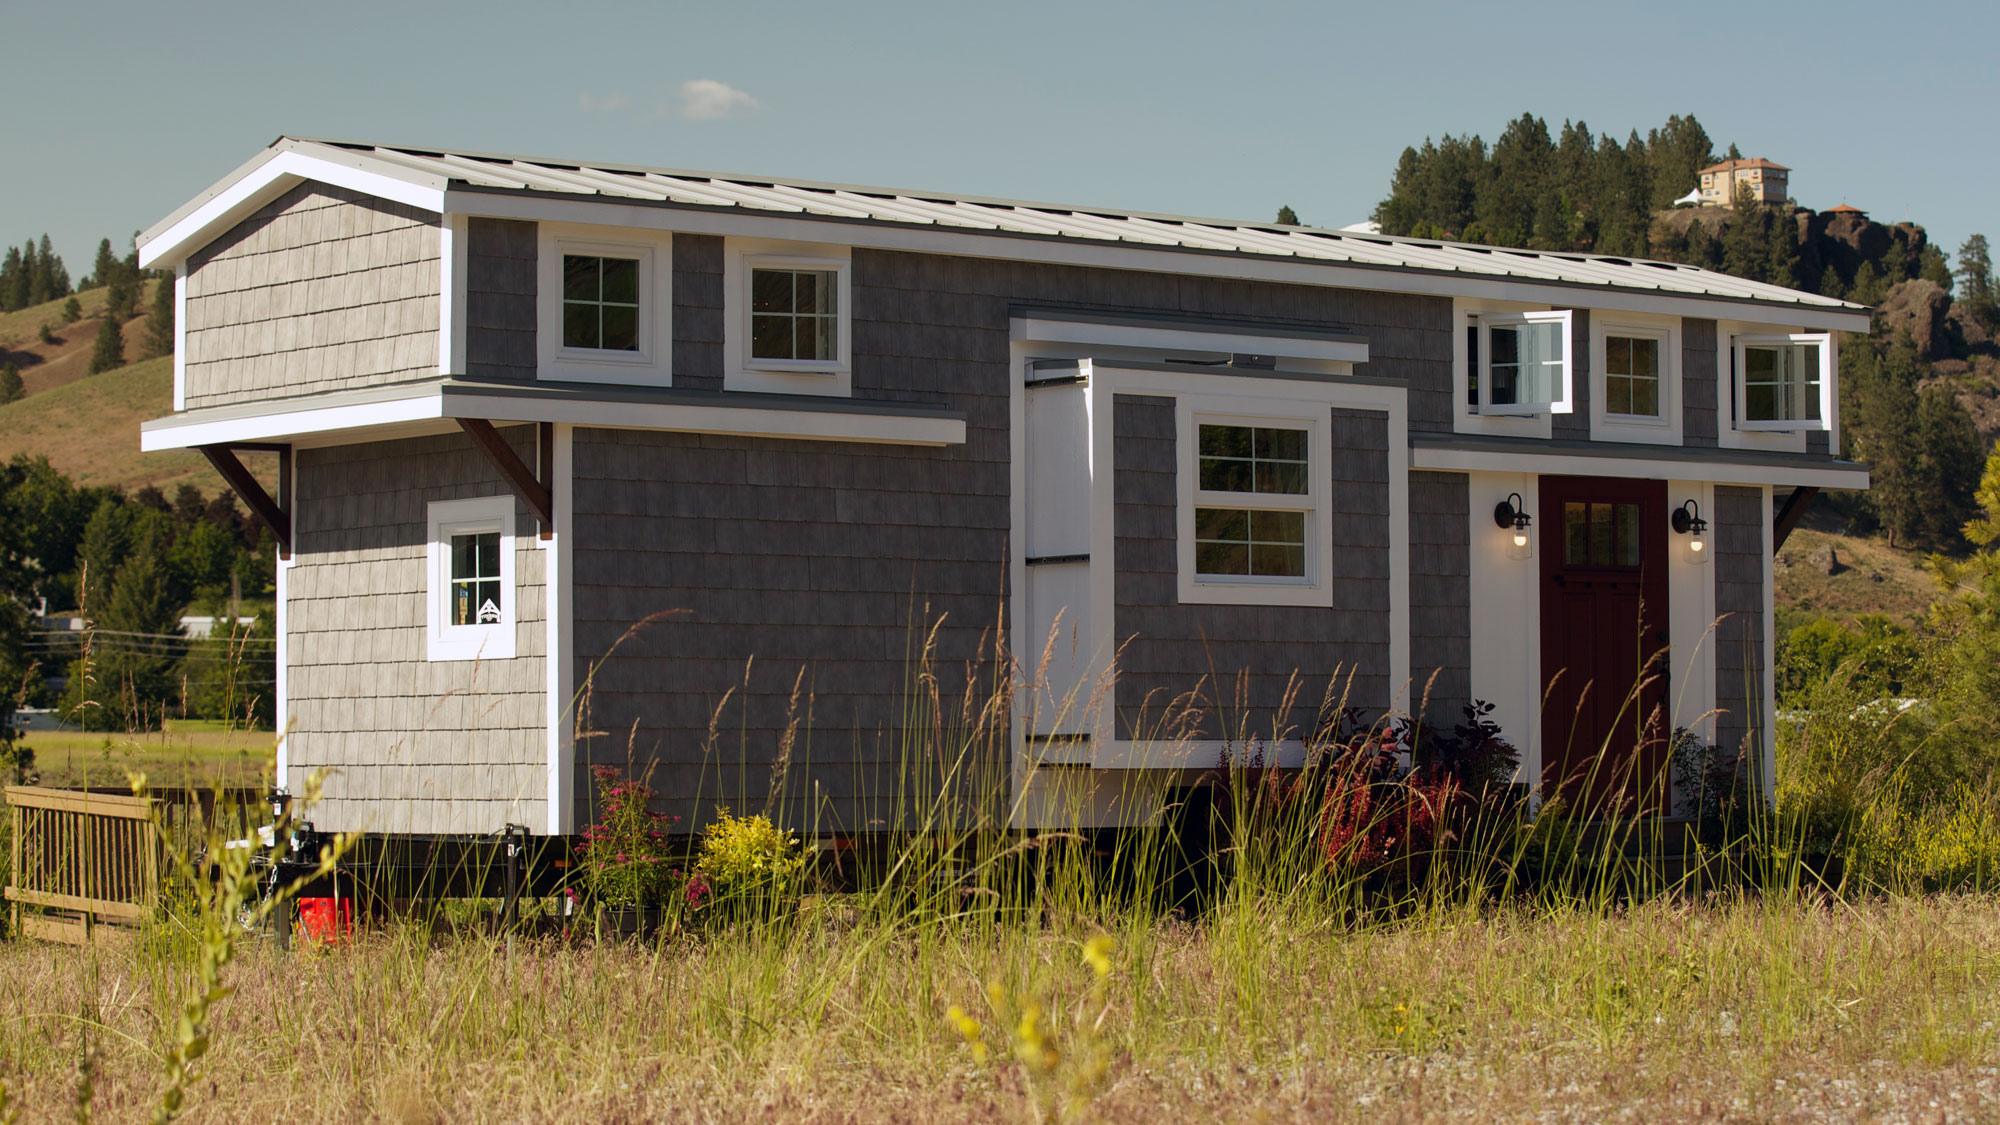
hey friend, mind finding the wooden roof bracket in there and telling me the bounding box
[458,419,555,540]
[1773,485,1818,551]
[199,442,292,560]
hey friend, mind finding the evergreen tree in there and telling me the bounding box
[144,276,174,359]
[61,295,81,323]
[89,313,124,374]
[1721,186,1767,281]
[37,235,69,299]
[1956,234,1995,326]
[1919,245,1953,292]
[1644,114,1713,210]
[1881,233,1913,283]
[1854,336,1927,547]
[1819,264,1846,300]
[76,497,133,610]
[8,242,33,311]
[61,544,184,731]
[1685,219,1717,269]
[1914,386,1984,549]
[1764,208,1801,289]
[88,238,118,290]
[1274,205,1299,226]
[1851,261,1887,306]
[0,363,20,406]
[4,457,92,607]
[0,246,20,312]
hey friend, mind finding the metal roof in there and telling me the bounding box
[155,136,1865,316]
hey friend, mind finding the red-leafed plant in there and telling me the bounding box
[577,765,679,907]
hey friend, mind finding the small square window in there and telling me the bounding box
[749,268,839,362]
[1604,334,1662,417]
[561,255,641,352]
[449,531,503,627]
[1466,311,1573,417]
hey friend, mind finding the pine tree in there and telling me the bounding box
[0,363,22,405]
[89,314,124,374]
[144,276,174,359]
[1857,336,1927,547]
[61,295,81,323]
[1919,245,1953,292]
[26,236,53,306]
[1956,234,1995,327]
[76,497,133,610]
[1722,186,1767,281]
[1819,264,1846,299]
[1685,219,1717,269]
[1274,205,1299,226]
[62,544,184,731]
[88,238,118,291]
[0,246,20,312]
[1851,261,1887,306]
[1764,208,1801,289]
[38,235,69,299]
[15,240,40,309]
[1914,386,1984,549]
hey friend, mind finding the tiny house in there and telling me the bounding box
[137,138,1869,837]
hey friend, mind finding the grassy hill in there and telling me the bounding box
[0,353,228,493]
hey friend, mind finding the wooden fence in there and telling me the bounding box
[4,786,264,944]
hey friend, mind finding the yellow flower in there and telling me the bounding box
[970,1042,988,1064]
[1082,934,1115,978]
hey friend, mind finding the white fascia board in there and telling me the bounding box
[141,391,964,450]
[1410,445,1870,490]
[1012,315,1370,364]
[443,189,1873,335]
[140,148,447,269]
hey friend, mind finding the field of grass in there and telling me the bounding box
[0,354,232,494]
[14,720,274,789]
[1775,527,1943,626]
[0,892,1993,1122]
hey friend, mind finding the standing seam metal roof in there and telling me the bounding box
[229,137,1866,313]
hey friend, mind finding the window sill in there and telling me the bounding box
[428,627,516,663]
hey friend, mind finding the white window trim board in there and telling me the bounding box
[1451,299,1554,439]
[171,264,187,411]
[1473,309,1574,418]
[439,213,469,376]
[1589,314,1682,447]
[723,238,854,396]
[543,423,574,835]
[1715,320,1819,454]
[1175,401,1334,608]
[536,224,674,386]
[450,190,1872,336]
[1730,331,1834,433]
[426,495,518,662]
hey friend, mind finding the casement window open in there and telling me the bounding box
[1466,310,1573,416]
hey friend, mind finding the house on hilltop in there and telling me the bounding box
[1699,158,1791,206]
[134,138,1868,839]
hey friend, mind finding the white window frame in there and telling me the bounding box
[1176,401,1332,607]
[1732,332,1833,433]
[1590,316,1682,446]
[723,237,853,397]
[1473,310,1573,417]
[426,495,517,662]
[536,225,673,386]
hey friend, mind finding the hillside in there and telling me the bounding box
[0,282,163,399]
[0,353,226,492]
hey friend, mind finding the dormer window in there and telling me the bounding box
[562,255,640,351]
[1468,310,1573,417]
[535,226,672,385]
[751,268,839,362]
[724,241,853,397]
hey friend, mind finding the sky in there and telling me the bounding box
[3,0,1994,275]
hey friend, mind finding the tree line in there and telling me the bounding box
[0,457,278,752]
[0,232,174,404]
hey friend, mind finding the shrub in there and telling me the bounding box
[576,765,678,907]
[695,807,805,903]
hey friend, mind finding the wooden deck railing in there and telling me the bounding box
[4,785,265,944]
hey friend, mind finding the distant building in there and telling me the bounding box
[1825,204,1867,220]
[1698,158,1790,205]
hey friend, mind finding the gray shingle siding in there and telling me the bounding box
[1110,395,1392,743]
[287,430,546,834]
[1553,310,1590,441]
[1408,470,1470,724]
[672,234,725,391]
[1713,485,1765,760]
[465,218,536,380]
[568,426,1008,832]
[1683,318,1719,447]
[184,183,440,407]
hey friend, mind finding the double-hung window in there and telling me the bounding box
[427,496,516,662]
[1467,310,1573,416]
[1733,333,1831,430]
[1178,407,1331,607]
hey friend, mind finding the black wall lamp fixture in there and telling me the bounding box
[1494,492,1533,560]
[1672,498,1709,564]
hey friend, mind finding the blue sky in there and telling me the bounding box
[3,0,1992,275]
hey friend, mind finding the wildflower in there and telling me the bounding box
[1082,935,1115,978]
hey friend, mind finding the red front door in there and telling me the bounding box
[1538,476,1671,816]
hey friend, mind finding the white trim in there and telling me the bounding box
[1175,402,1333,608]
[1093,739,1312,770]
[274,463,293,790]
[140,149,446,269]
[140,392,966,451]
[171,265,187,411]
[1466,470,1541,790]
[536,225,674,386]
[1731,331,1833,433]
[543,424,574,836]
[1475,309,1573,417]
[425,496,518,662]
[446,189,1872,335]
[1715,320,1809,454]
[440,213,468,376]
[1451,299,1553,440]
[1761,484,1778,805]
[1012,315,1370,365]
[723,239,853,397]
[1410,445,1868,490]
[1589,313,1682,446]
[1665,480,1719,773]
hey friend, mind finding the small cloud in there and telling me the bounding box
[678,78,758,120]
[578,91,628,112]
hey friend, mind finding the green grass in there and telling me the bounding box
[14,720,273,789]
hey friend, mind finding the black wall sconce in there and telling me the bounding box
[1672,498,1709,565]
[1494,492,1533,560]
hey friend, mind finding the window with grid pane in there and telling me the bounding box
[450,532,503,627]
[1604,334,1662,417]
[562,255,640,351]
[1742,341,1822,424]
[1194,423,1309,579]
[750,268,838,361]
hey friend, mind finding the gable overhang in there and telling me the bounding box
[138,141,448,270]
[139,379,968,451]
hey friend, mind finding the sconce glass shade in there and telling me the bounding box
[1672,500,1710,566]
[1496,493,1533,560]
